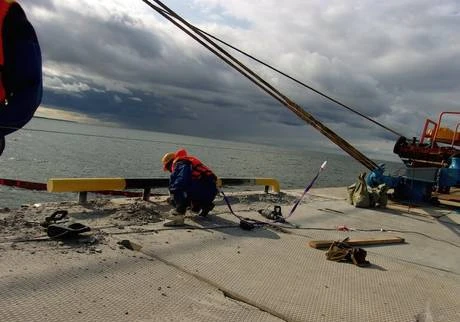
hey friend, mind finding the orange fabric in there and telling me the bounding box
[174,148,188,159]
[0,0,14,103]
[171,149,216,181]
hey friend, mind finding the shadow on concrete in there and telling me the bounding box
[215,192,297,206]
[380,207,437,224]
[385,205,460,239]
[436,217,460,238]
[190,215,282,240]
[364,263,387,271]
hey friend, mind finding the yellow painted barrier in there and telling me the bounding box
[216,177,280,193]
[47,178,126,192]
[255,178,280,193]
[48,177,281,193]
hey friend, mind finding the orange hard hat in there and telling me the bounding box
[161,152,175,171]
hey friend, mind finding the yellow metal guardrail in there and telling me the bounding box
[215,178,280,193]
[47,177,280,203]
[47,178,128,192]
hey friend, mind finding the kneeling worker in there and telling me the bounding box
[162,148,218,226]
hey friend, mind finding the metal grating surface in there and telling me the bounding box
[132,200,460,322]
[0,246,282,322]
[1,189,459,322]
[137,227,460,322]
[283,198,460,274]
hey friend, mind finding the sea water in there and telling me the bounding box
[0,118,404,208]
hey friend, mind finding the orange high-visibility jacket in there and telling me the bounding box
[172,149,217,181]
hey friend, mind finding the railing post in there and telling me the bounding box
[78,191,88,204]
[143,188,151,201]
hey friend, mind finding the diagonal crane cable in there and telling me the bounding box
[193,27,404,138]
[141,0,378,170]
[143,0,378,170]
[145,2,403,139]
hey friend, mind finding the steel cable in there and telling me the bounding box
[192,26,404,138]
[142,0,379,170]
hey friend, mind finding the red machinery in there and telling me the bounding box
[393,111,460,167]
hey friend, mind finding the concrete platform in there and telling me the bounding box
[0,188,459,321]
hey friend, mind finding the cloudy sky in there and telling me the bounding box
[20,0,460,161]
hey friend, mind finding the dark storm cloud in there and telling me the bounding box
[17,0,460,161]
[37,12,164,82]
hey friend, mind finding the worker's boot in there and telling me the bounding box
[199,203,215,217]
[190,202,201,214]
[163,209,185,227]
